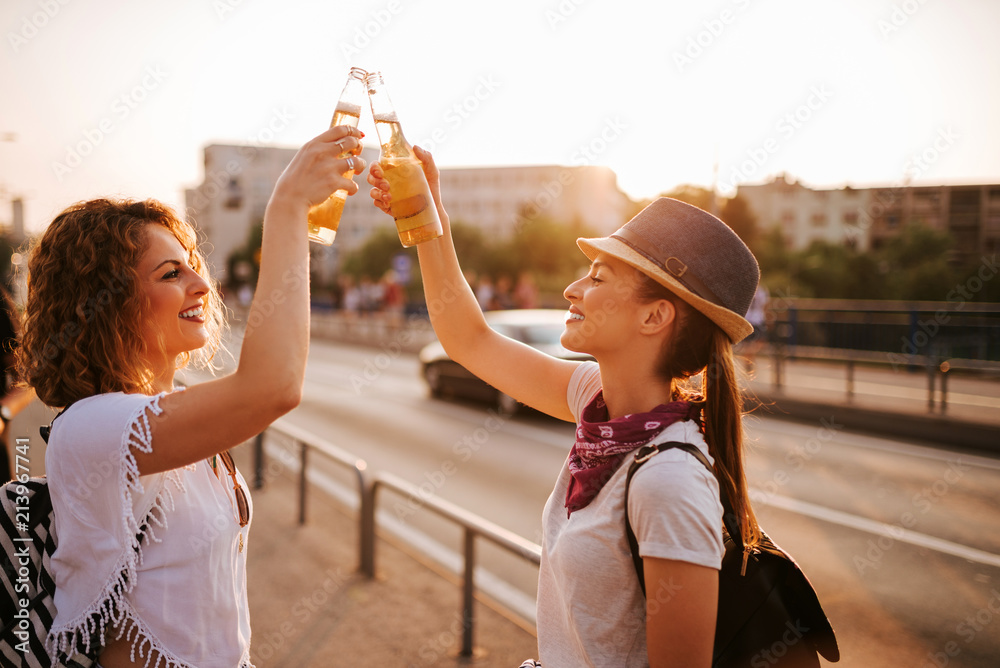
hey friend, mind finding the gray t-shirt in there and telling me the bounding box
[536,361,724,667]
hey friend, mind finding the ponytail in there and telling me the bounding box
[636,272,761,550]
[703,329,761,550]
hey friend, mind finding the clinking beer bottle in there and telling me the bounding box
[307,67,368,245]
[365,71,443,247]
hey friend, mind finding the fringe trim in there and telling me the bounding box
[45,393,192,666]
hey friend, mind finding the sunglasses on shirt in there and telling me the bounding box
[218,450,249,527]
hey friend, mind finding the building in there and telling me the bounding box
[736,175,873,251]
[185,143,631,284]
[437,163,629,239]
[737,175,1000,261]
[863,183,1000,263]
[184,143,299,282]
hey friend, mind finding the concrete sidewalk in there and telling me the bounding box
[234,446,539,668]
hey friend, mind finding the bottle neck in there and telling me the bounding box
[333,69,367,127]
[367,73,411,157]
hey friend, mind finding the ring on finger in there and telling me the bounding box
[334,140,346,155]
[346,156,356,172]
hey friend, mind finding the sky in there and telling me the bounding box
[2,0,999,235]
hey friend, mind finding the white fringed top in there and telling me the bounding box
[44,392,253,668]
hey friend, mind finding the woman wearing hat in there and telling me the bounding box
[369,149,761,667]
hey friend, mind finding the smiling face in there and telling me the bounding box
[560,252,650,356]
[136,224,211,373]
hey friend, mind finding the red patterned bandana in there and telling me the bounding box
[565,391,701,516]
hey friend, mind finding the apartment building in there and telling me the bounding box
[185,143,631,283]
[737,175,1000,261]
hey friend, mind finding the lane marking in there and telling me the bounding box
[754,489,1000,568]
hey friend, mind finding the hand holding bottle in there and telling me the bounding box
[307,67,369,245]
[273,126,366,217]
[368,145,442,220]
[366,71,443,247]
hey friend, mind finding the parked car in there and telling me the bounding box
[419,309,593,414]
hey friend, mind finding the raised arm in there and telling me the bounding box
[368,146,579,421]
[134,126,366,475]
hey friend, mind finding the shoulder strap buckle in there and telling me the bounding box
[633,444,660,464]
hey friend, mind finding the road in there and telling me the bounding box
[214,336,1000,668]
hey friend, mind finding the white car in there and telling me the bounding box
[418,309,593,415]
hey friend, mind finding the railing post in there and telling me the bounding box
[846,359,855,402]
[926,362,936,413]
[253,432,265,491]
[360,478,377,578]
[461,528,475,658]
[939,363,949,414]
[298,441,308,526]
[773,345,784,391]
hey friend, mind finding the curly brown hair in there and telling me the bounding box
[17,198,225,408]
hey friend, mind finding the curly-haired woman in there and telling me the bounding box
[17,126,365,668]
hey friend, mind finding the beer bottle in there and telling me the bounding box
[307,66,367,245]
[366,71,443,247]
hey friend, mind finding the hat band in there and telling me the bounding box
[612,228,725,309]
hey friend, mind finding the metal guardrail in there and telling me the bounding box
[759,343,1000,413]
[250,418,541,658]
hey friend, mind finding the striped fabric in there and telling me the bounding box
[0,478,97,668]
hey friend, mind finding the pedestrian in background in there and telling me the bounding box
[370,149,761,667]
[17,125,364,667]
[0,283,35,482]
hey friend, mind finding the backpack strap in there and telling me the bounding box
[624,439,743,596]
[39,405,72,444]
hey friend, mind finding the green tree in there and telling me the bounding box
[226,221,263,288]
[720,194,759,251]
[876,224,957,300]
[508,217,595,283]
[662,184,714,211]
[341,227,416,280]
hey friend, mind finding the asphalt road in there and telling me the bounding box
[212,336,1000,668]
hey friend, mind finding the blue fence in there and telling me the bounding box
[767,299,1000,361]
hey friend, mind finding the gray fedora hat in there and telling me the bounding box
[577,197,760,343]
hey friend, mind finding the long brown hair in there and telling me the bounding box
[636,273,761,549]
[17,198,225,408]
